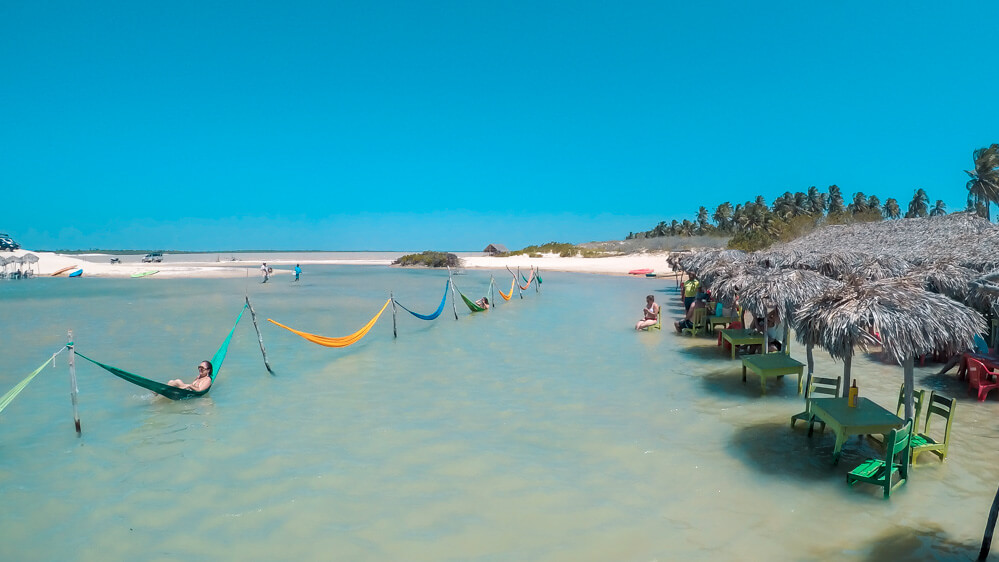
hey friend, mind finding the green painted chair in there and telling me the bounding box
[846,419,912,499]
[790,375,841,431]
[910,391,956,464]
[681,307,707,337]
[895,385,926,430]
[650,305,662,331]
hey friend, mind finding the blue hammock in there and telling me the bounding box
[394,281,450,320]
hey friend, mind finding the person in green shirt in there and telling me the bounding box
[682,275,700,312]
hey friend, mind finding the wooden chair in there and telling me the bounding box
[847,419,912,499]
[647,306,662,331]
[790,375,841,431]
[910,391,956,464]
[968,358,999,401]
[895,385,926,431]
[681,307,707,337]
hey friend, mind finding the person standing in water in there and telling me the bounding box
[261,262,269,283]
[294,264,302,282]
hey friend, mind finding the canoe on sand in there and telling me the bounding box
[68,269,83,278]
[51,266,76,276]
[628,268,653,275]
[131,271,158,278]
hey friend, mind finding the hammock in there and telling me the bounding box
[76,304,247,400]
[269,299,390,347]
[498,277,515,301]
[394,281,450,320]
[0,348,65,414]
[518,269,535,290]
[453,278,493,312]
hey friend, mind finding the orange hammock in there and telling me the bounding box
[268,299,391,348]
[518,269,535,291]
[498,277,516,301]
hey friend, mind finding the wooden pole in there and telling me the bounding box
[245,297,274,375]
[903,356,915,422]
[536,267,541,293]
[980,483,999,560]
[842,354,852,398]
[391,293,397,338]
[804,343,815,397]
[446,269,459,320]
[490,276,495,308]
[67,331,81,436]
[517,267,523,299]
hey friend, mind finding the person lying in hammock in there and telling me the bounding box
[475,296,490,309]
[167,360,213,392]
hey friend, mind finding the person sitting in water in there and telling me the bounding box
[636,295,660,330]
[675,296,707,332]
[475,296,490,309]
[750,309,784,352]
[167,360,213,392]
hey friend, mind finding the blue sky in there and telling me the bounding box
[2,2,997,251]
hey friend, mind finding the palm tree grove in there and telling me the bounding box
[628,144,999,251]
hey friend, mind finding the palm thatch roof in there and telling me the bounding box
[738,269,843,321]
[794,276,986,365]
[21,253,38,264]
[775,212,999,272]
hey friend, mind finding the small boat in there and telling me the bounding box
[51,266,76,276]
[645,272,657,278]
[131,271,158,278]
[68,269,83,278]
[628,268,653,275]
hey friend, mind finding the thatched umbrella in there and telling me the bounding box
[795,276,985,420]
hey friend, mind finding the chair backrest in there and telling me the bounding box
[807,376,841,400]
[691,306,707,326]
[886,419,913,462]
[968,358,990,386]
[895,385,926,429]
[923,391,956,439]
[654,305,662,329]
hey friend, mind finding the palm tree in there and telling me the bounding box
[847,192,869,214]
[679,219,695,236]
[966,144,999,220]
[696,206,711,234]
[827,185,846,215]
[713,202,733,232]
[868,195,881,210]
[669,220,680,235]
[905,188,929,218]
[930,200,947,216]
[772,192,797,221]
[883,198,901,219]
[806,186,826,215]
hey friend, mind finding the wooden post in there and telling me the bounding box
[245,297,274,375]
[980,483,999,560]
[391,293,397,338]
[445,270,458,320]
[842,354,852,398]
[534,267,539,293]
[490,277,495,308]
[517,267,523,299]
[67,331,81,436]
[804,343,815,398]
[903,356,915,422]
[536,268,541,293]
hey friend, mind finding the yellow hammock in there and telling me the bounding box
[498,277,516,301]
[268,299,391,348]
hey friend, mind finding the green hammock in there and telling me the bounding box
[76,304,247,400]
[454,277,494,312]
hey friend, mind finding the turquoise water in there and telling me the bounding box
[0,267,995,560]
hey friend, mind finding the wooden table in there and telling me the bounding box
[719,328,764,360]
[808,397,903,464]
[706,315,738,333]
[741,353,805,394]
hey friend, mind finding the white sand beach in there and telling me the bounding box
[2,249,677,279]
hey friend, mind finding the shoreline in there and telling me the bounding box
[0,249,675,279]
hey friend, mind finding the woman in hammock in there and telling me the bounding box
[167,361,213,392]
[474,296,490,309]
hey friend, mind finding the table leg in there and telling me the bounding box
[731,342,736,360]
[742,365,747,382]
[832,430,847,465]
[760,375,767,394]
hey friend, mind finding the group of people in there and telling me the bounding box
[635,272,785,352]
[260,263,303,283]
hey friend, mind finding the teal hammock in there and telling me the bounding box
[394,281,450,320]
[75,304,247,400]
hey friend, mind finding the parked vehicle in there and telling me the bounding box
[109,257,121,264]
[141,252,163,263]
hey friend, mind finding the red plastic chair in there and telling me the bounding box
[968,358,999,401]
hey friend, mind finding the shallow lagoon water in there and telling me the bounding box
[1,266,995,560]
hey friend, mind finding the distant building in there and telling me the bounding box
[483,244,508,255]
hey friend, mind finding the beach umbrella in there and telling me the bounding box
[794,276,985,420]
[907,261,998,314]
